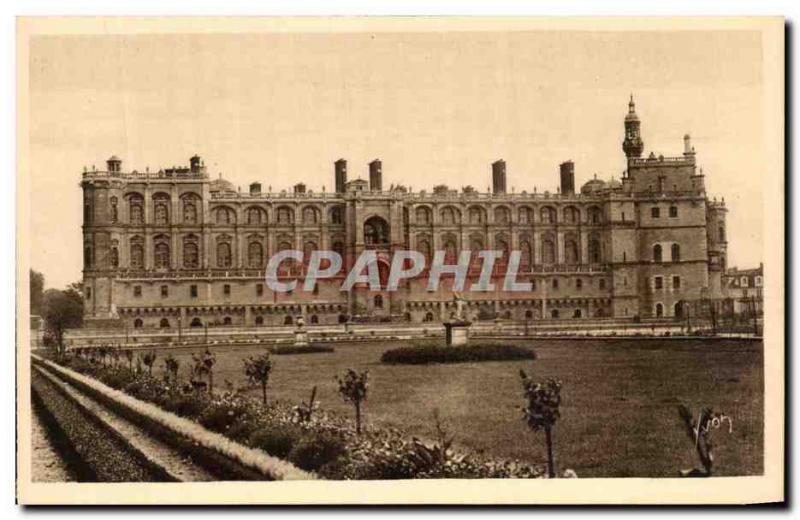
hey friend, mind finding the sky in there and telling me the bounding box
[27,29,766,289]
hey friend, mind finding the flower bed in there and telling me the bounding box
[44,352,545,480]
[381,342,537,365]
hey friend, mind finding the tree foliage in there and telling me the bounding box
[243,351,274,405]
[42,285,84,357]
[30,269,44,316]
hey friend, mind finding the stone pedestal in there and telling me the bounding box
[294,330,309,347]
[443,320,471,346]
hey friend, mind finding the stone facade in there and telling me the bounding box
[80,97,727,330]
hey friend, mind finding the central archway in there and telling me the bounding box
[364,216,390,247]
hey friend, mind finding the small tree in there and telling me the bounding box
[520,370,562,478]
[677,405,733,477]
[123,350,134,372]
[141,351,157,376]
[41,287,84,359]
[164,354,180,384]
[337,369,369,434]
[243,351,273,405]
[192,348,217,394]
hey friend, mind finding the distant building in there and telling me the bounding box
[722,264,764,316]
[79,97,730,330]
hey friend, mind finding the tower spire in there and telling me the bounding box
[622,94,644,159]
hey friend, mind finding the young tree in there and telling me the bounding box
[42,287,84,359]
[192,348,217,394]
[164,354,180,384]
[141,351,157,376]
[337,369,369,434]
[243,351,273,405]
[519,370,562,478]
[677,405,733,477]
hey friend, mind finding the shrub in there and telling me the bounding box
[382,343,537,365]
[198,399,250,434]
[520,370,562,478]
[337,369,369,434]
[249,424,301,459]
[288,431,347,472]
[243,351,273,405]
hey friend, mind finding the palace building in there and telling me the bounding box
[80,97,729,330]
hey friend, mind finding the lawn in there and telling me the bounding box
[150,338,763,478]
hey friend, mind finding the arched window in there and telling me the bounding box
[183,197,198,224]
[303,241,318,266]
[303,207,319,224]
[519,207,532,224]
[310,315,319,324]
[416,206,431,225]
[468,207,484,224]
[330,206,344,225]
[248,241,264,268]
[374,295,383,309]
[589,234,601,264]
[223,317,232,326]
[246,207,264,225]
[255,315,264,326]
[217,240,232,268]
[183,237,199,268]
[443,235,458,263]
[153,195,170,225]
[332,240,345,264]
[588,206,602,224]
[364,216,389,246]
[551,309,560,319]
[84,245,93,268]
[520,239,532,269]
[541,236,556,264]
[718,225,725,242]
[494,207,510,224]
[109,247,119,268]
[284,315,293,325]
[441,207,458,225]
[525,310,533,319]
[154,240,170,269]
[109,197,118,224]
[671,243,681,262]
[674,302,684,319]
[190,317,203,327]
[424,312,434,322]
[563,206,578,224]
[540,206,556,224]
[564,238,579,264]
[129,194,144,225]
[495,235,509,265]
[276,207,293,225]
[573,309,582,318]
[129,236,144,269]
[417,237,432,263]
[653,244,663,263]
[655,303,664,317]
[159,318,170,328]
[215,207,234,225]
[133,318,144,328]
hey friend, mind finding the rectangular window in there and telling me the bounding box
[160,285,168,298]
[531,279,537,291]
[223,284,231,296]
[256,283,263,296]
[669,206,678,218]
[552,279,559,290]
[651,207,660,218]
[654,276,663,290]
[672,276,681,289]
[599,279,606,290]
[190,284,198,298]
[86,287,92,299]
[133,285,142,297]
[576,278,583,290]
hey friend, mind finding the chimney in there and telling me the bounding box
[106,155,122,173]
[335,159,347,193]
[492,160,506,194]
[249,182,262,195]
[683,134,695,156]
[369,159,382,191]
[190,154,203,174]
[559,161,575,195]
[294,183,306,194]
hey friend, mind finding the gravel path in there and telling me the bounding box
[31,409,72,482]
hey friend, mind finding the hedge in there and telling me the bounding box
[381,342,537,365]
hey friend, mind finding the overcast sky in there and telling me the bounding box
[28,29,765,289]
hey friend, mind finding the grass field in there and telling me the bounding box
[150,338,763,478]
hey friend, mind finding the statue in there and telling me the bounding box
[452,291,465,321]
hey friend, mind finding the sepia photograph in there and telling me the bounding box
[15,16,784,505]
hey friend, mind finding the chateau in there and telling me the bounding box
[80,97,729,330]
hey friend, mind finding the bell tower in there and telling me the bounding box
[622,94,644,159]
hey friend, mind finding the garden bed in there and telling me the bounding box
[267,344,335,355]
[381,342,537,365]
